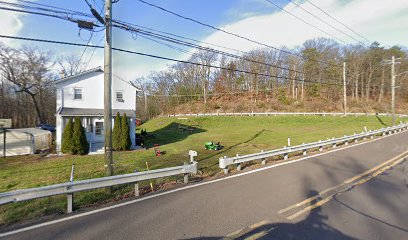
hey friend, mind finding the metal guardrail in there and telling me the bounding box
[219,124,408,174]
[168,112,408,118]
[0,160,198,213]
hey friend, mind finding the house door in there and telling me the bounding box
[94,120,104,143]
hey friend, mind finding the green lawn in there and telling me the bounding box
[0,115,403,225]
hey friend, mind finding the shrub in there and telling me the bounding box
[121,113,132,150]
[61,118,73,154]
[112,112,122,151]
[278,89,290,105]
[71,117,89,155]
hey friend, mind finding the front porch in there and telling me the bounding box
[56,108,137,154]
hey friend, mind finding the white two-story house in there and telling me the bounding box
[55,67,139,153]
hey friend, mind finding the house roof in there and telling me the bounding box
[55,67,141,91]
[55,67,103,85]
[59,108,136,117]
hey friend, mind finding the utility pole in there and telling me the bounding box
[391,56,396,125]
[343,62,347,116]
[104,0,113,177]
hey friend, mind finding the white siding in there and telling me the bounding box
[56,71,136,111]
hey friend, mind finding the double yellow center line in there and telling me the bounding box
[279,150,408,220]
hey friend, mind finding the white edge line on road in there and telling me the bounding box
[1,130,407,238]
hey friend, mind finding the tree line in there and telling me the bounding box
[135,38,408,120]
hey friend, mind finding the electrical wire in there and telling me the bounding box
[114,22,314,76]
[136,0,342,68]
[304,0,370,43]
[1,0,341,78]
[0,34,348,87]
[264,0,346,44]
[288,0,364,44]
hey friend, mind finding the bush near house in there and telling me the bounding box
[71,117,89,155]
[112,113,131,151]
[121,113,132,150]
[113,112,122,151]
[61,118,73,154]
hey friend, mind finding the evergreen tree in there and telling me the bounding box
[61,118,73,154]
[112,112,122,151]
[121,113,131,150]
[72,117,89,155]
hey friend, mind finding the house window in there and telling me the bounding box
[116,91,124,102]
[74,88,82,100]
[95,122,103,135]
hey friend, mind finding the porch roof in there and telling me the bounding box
[59,108,136,117]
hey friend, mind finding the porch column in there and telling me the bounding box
[56,115,63,153]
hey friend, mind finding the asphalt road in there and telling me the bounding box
[2,131,408,240]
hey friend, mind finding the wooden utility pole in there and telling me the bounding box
[343,62,347,116]
[104,0,113,177]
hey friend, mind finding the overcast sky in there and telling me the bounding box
[1,0,408,81]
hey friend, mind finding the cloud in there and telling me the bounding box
[202,0,408,52]
[0,0,24,45]
[119,0,408,79]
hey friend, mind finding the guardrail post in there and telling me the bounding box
[222,156,229,174]
[184,174,189,184]
[236,154,242,171]
[67,193,73,213]
[261,150,266,165]
[66,164,75,213]
[134,182,139,196]
[318,141,323,151]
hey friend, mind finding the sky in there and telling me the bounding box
[1,0,408,81]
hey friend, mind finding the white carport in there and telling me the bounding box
[0,128,52,157]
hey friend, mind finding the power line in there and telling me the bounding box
[113,19,251,57]
[0,0,91,18]
[0,34,347,87]
[76,30,96,73]
[288,0,364,44]
[0,3,101,29]
[304,0,370,43]
[0,1,318,79]
[84,34,105,69]
[0,6,86,24]
[263,0,346,44]
[14,0,93,17]
[2,0,342,77]
[136,0,341,68]
[114,22,322,77]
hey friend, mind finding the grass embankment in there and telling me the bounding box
[0,115,401,226]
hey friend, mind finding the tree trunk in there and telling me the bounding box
[355,74,359,101]
[379,67,385,103]
[365,63,373,101]
[28,92,45,124]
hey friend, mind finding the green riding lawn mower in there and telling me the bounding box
[204,141,223,151]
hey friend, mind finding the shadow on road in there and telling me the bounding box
[333,196,408,233]
[183,190,356,240]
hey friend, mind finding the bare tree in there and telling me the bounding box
[0,45,55,124]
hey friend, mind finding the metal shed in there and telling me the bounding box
[0,128,52,157]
